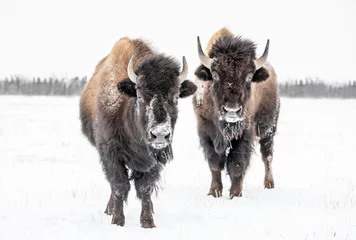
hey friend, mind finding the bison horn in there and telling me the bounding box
[197,36,213,70]
[127,55,138,84]
[178,56,188,84]
[254,39,270,70]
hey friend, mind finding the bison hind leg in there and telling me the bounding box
[257,124,277,189]
[104,193,114,216]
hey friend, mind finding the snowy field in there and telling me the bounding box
[0,95,355,240]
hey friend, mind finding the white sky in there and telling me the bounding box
[1,0,355,83]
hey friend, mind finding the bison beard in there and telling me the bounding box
[212,120,247,156]
[219,120,245,141]
[149,145,173,165]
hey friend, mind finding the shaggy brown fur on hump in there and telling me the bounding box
[80,37,154,121]
[205,27,234,54]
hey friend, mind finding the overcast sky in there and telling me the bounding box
[1,0,355,83]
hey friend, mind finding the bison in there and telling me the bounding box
[192,28,280,199]
[79,37,197,228]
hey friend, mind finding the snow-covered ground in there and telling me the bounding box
[0,96,355,240]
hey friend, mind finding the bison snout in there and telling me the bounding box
[221,105,244,123]
[222,105,242,114]
[150,131,170,142]
[149,123,172,149]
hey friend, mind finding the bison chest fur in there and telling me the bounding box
[93,98,173,172]
[196,97,252,157]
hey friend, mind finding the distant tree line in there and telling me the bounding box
[0,76,87,96]
[1,76,356,98]
[279,78,356,98]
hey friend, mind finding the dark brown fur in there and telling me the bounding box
[79,37,197,228]
[193,28,280,198]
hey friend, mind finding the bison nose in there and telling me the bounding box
[150,131,171,142]
[149,123,172,149]
[222,105,242,114]
[222,105,244,123]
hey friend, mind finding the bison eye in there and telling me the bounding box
[212,72,220,81]
[246,73,253,82]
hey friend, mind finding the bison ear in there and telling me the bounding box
[117,78,137,97]
[252,67,270,82]
[179,80,197,98]
[194,64,212,81]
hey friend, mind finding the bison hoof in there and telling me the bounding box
[264,178,275,189]
[111,214,125,226]
[104,205,113,216]
[141,219,156,228]
[208,188,222,198]
[229,188,243,199]
[208,180,223,198]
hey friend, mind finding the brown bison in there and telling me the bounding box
[79,37,197,228]
[192,28,280,199]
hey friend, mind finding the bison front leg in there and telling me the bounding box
[226,133,252,199]
[132,163,162,228]
[110,166,130,226]
[101,153,130,226]
[200,133,225,198]
[227,160,245,199]
[207,157,225,198]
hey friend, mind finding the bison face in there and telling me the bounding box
[195,36,270,127]
[118,55,197,150]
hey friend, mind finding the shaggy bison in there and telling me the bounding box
[79,37,197,228]
[192,28,280,199]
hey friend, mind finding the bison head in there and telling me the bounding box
[195,36,270,138]
[118,54,197,150]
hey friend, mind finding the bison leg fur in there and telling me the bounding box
[226,134,252,199]
[256,104,279,189]
[200,133,225,198]
[207,155,225,198]
[104,193,114,216]
[259,133,276,189]
[101,153,130,226]
[132,163,162,228]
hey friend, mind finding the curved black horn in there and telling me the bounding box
[254,39,270,70]
[197,36,213,69]
[127,55,138,83]
[178,56,188,84]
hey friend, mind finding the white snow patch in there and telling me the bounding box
[146,94,172,137]
[0,96,356,239]
[151,122,171,136]
[99,82,123,114]
[195,80,206,106]
[146,94,158,131]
